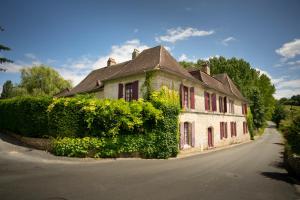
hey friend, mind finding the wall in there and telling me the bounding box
[152,71,250,150]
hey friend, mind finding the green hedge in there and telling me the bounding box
[0,96,52,137]
[0,87,180,158]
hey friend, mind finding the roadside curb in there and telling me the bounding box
[175,138,254,159]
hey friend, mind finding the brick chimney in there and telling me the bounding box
[107,57,116,66]
[202,62,210,75]
[132,49,140,59]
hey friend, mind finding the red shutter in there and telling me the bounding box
[224,97,227,113]
[220,122,223,139]
[180,122,184,149]
[191,122,195,147]
[234,122,237,136]
[204,92,208,110]
[180,84,184,108]
[118,83,123,99]
[242,104,245,114]
[132,81,139,100]
[225,122,228,138]
[243,122,245,134]
[245,104,248,115]
[230,122,233,137]
[190,87,195,109]
[212,94,216,111]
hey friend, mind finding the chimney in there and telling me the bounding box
[132,49,140,59]
[107,57,116,66]
[202,62,210,75]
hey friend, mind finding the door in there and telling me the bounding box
[208,127,213,147]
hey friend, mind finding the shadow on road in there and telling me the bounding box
[261,172,294,184]
[0,132,32,149]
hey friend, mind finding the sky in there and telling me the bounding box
[0,0,299,99]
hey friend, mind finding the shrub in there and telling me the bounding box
[282,115,300,155]
[1,87,181,159]
[0,96,52,137]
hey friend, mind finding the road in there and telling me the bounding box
[0,123,299,200]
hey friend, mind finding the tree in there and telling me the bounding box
[20,65,72,96]
[272,101,287,127]
[0,26,13,68]
[1,80,13,98]
[249,88,265,129]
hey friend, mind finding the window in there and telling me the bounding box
[124,81,139,102]
[180,84,195,109]
[219,96,223,112]
[229,99,234,114]
[219,96,227,113]
[125,83,133,101]
[184,86,189,108]
[204,92,211,111]
[220,122,228,139]
[184,122,191,146]
[230,122,237,137]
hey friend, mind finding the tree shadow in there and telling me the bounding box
[261,172,295,184]
[0,132,32,149]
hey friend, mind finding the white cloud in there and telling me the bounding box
[25,53,37,60]
[178,54,197,63]
[155,27,214,43]
[0,62,26,73]
[0,84,2,94]
[202,55,220,61]
[92,39,149,69]
[255,68,272,79]
[276,79,300,89]
[222,37,236,46]
[275,39,300,59]
[274,88,300,99]
[134,28,139,33]
[269,75,300,99]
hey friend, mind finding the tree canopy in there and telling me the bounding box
[1,65,72,98]
[0,26,13,66]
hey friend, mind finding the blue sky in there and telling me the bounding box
[0,0,300,99]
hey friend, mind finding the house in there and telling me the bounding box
[59,45,250,150]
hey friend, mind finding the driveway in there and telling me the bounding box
[0,124,299,200]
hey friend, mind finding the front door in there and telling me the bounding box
[208,127,213,147]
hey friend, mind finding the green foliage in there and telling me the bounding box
[249,88,265,129]
[246,108,254,139]
[0,26,13,64]
[141,71,155,100]
[47,96,88,138]
[1,87,180,158]
[0,96,52,137]
[281,115,300,155]
[1,80,13,98]
[20,65,72,96]
[272,101,287,127]
[279,95,300,106]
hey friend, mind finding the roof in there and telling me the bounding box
[61,45,247,102]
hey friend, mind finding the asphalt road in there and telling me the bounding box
[0,124,299,200]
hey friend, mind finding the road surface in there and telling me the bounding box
[0,123,299,200]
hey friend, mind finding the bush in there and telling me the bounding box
[282,115,300,155]
[0,87,181,159]
[0,96,52,137]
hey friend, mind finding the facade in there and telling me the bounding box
[59,45,250,151]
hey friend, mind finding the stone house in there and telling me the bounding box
[59,45,250,151]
